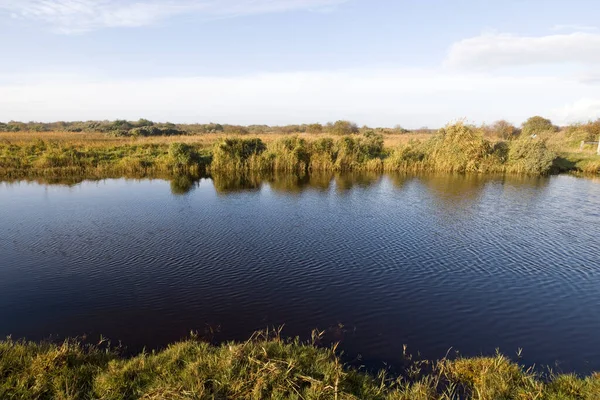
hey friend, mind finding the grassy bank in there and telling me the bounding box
[1,332,598,400]
[0,136,210,179]
[1,123,599,178]
[208,123,585,175]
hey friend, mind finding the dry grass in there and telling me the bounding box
[0,131,431,147]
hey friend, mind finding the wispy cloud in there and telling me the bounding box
[445,31,600,69]
[553,24,598,32]
[0,0,348,33]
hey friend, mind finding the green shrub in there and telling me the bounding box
[328,120,359,135]
[168,142,196,167]
[522,116,557,136]
[507,137,555,174]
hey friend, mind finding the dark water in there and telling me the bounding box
[1,173,599,373]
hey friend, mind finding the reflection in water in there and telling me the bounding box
[209,171,386,194]
[210,172,263,194]
[333,172,382,191]
[264,172,312,194]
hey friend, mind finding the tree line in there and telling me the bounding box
[1,116,599,140]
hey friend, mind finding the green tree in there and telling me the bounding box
[307,123,323,134]
[522,116,556,136]
[329,120,359,135]
[491,120,520,140]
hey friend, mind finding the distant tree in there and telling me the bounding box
[307,123,323,134]
[329,120,359,135]
[522,116,557,136]
[392,124,409,134]
[136,118,154,127]
[584,119,600,140]
[491,120,520,140]
[223,125,249,135]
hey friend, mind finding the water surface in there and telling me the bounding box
[1,173,599,373]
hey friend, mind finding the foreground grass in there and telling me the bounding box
[1,332,598,400]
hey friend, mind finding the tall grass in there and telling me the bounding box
[1,333,598,399]
[208,124,560,176]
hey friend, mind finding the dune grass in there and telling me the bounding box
[1,331,598,400]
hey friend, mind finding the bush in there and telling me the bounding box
[522,116,557,136]
[168,143,196,167]
[426,122,497,173]
[328,120,359,135]
[489,120,520,140]
[307,123,323,134]
[507,137,555,174]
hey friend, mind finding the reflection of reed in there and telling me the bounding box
[210,172,263,194]
[210,171,388,195]
[0,171,199,188]
[333,172,382,191]
[1,171,562,197]
[169,175,198,195]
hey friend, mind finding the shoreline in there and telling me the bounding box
[1,332,598,399]
[1,127,599,179]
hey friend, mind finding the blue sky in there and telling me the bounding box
[1,0,599,128]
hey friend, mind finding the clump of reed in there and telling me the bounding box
[384,122,557,175]
[210,133,386,174]
[1,333,598,399]
[208,124,559,176]
[210,137,268,172]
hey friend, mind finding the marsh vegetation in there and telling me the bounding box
[2,118,598,179]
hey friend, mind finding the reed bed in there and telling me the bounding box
[2,123,598,179]
[208,123,559,176]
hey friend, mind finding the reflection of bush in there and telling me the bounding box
[210,172,263,194]
[169,175,196,195]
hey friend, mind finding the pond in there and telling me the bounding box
[1,173,599,373]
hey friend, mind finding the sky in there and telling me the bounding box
[1,0,599,128]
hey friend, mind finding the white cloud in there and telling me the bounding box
[1,69,597,127]
[445,32,600,69]
[0,0,347,33]
[553,99,600,124]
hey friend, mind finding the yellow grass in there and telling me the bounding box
[0,131,432,148]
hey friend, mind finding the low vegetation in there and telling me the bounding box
[1,332,597,399]
[1,118,599,179]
